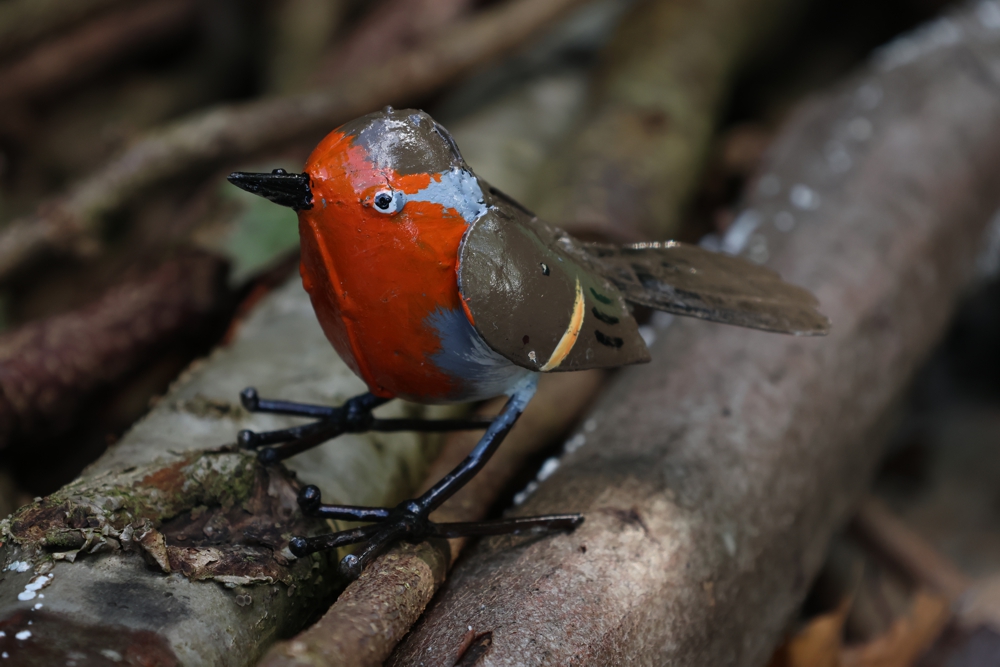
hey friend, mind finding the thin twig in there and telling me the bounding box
[853,497,972,602]
[0,0,590,283]
[0,0,198,104]
[0,0,133,59]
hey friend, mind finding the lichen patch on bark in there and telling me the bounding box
[0,449,325,586]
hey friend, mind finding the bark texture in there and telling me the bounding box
[0,251,230,449]
[390,5,1000,665]
[0,278,444,666]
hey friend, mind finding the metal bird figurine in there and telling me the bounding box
[229,107,829,578]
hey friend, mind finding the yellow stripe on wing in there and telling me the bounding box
[540,278,585,371]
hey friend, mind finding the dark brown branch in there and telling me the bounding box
[0,251,230,450]
[853,497,972,602]
[0,0,591,283]
[390,5,1000,664]
[0,0,198,104]
[0,0,133,59]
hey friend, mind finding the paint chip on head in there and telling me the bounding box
[14,630,30,640]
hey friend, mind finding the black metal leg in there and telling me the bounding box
[285,377,585,579]
[240,387,340,418]
[296,484,391,522]
[429,515,584,538]
[237,387,494,463]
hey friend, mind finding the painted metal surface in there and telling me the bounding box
[458,205,649,372]
[229,106,828,403]
[582,240,830,334]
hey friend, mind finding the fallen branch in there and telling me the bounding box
[390,5,1000,664]
[0,276,446,664]
[0,0,198,105]
[258,370,607,667]
[0,251,230,450]
[853,497,972,602]
[0,0,590,283]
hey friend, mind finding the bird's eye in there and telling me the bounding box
[371,189,404,214]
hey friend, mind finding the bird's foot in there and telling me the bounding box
[288,485,583,579]
[235,387,491,463]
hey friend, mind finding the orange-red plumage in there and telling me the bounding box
[298,128,471,402]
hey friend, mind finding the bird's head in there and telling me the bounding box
[228,107,487,234]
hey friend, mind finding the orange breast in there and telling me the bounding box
[297,132,471,402]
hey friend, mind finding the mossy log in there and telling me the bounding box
[0,279,443,666]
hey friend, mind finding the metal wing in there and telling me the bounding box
[581,241,830,335]
[458,205,650,372]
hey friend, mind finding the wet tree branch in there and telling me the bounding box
[390,5,1000,664]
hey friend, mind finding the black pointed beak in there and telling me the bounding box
[227,169,313,210]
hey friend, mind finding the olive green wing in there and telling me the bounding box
[582,241,830,335]
[458,206,650,372]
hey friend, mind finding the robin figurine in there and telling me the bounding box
[229,107,829,578]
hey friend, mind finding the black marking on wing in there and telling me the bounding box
[589,287,612,305]
[591,307,620,325]
[595,330,624,348]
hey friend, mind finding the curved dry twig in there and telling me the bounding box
[0,0,133,58]
[0,0,590,283]
[0,0,198,105]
